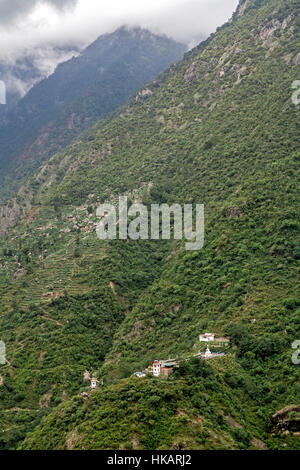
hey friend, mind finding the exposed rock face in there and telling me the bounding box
[83,370,91,383]
[184,60,203,82]
[184,58,218,83]
[272,405,300,433]
[135,88,153,102]
[260,20,281,41]
[0,201,23,234]
[14,268,26,280]
[251,437,266,449]
[292,53,300,66]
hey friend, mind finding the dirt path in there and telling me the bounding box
[41,310,64,327]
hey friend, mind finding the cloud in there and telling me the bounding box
[0,0,239,98]
[0,0,239,52]
[0,0,78,25]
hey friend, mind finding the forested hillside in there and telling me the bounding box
[0,0,299,450]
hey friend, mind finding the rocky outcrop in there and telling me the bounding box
[83,370,91,383]
[0,200,23,234]
[272,405,300,433]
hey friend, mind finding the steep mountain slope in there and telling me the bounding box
[0,0,299,450]
[0,27,186,202]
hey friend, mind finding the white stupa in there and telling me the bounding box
[204,345,213,358]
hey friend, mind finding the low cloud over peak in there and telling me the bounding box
[0,0,239,54]
[0,0,238,98]
[0,0,78,25]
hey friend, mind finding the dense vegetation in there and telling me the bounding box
[18,359,271,450]
[0,0,299,450]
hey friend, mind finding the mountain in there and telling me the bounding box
[0,46,80,114]
[0,0,300,450]
[0,27,186,202]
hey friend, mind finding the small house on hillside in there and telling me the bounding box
[91,377,99,389]
[199,333,215,342]
[160,362,176,377]
[134,372,146,378]
[146,360,176,377]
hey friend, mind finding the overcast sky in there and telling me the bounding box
[0,0,239,62]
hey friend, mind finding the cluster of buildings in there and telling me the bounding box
[134,360,177,379]
[133,333,228,379]
[88,333,228,387]
[197,332,227,359]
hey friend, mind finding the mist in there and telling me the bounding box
[0,0,239,99]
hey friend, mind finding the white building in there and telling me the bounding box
[146,360,176,377]
[153,360,161,377]
[91,377,99,389]
[199,333,215,342]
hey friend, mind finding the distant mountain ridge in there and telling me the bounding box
[0,46,80,114]
[0,27,186,202]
